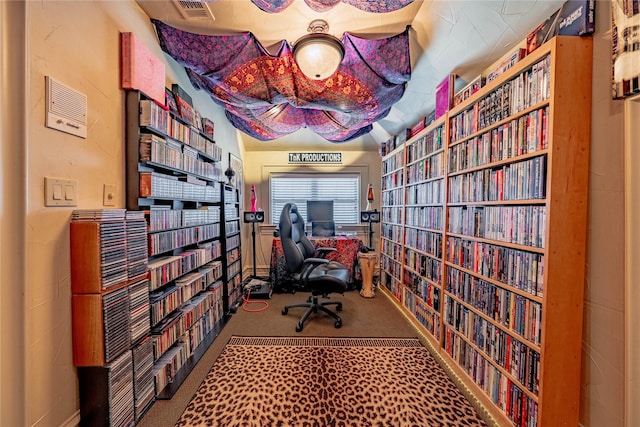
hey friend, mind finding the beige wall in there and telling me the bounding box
[580,1,626,425]
[5,1,241,425]
[0,0,629,426]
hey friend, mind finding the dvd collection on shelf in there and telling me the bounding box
[70,89,243,426]
[379,36,591,426]
[71,209,154,425]
[127,90,242,401]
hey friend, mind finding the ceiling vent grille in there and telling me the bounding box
[45,76,87,139]
[172,0,215,21]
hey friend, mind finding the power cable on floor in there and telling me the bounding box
[241,289,269,312]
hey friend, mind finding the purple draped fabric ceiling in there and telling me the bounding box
[250,0,414,13]
[152,19,410,142]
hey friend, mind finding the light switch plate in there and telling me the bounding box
[45,177,77,207]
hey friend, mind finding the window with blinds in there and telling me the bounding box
[270,173,360,224]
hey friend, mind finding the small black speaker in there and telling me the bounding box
[360,210,380,223]
[244,211,265,223]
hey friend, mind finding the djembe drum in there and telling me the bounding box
[357,252,378,298]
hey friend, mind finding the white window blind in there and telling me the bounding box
[270,173,360,224]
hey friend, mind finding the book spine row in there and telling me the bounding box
[448,156,547,203]
[225,234,241,251]
[226,247,241,266]
[444,301,540,394]
[448,107,549,173]
[444,328,538,426]
[412,292,442,340]
[404,228,443,258]
[382,169,404,190]
[149,224,221,256]
[381,150,406,175]
[129,279,151,345]
[132,337,155,420]
[382,206,403,225]
[139,172,221,202]
[404,206,444,230]
[147,246,222,292]
[148,208,220,232]
[150,278,224,375]
[446,267,542,345]
[152,341,189,394]
[405,152,444,183]
[448,205,546,248]
[382,187,404,206]
[139,133,222,181]
[402,267,442,310]
[406,127,444,163]
[381,223,403,242]
[449,56,551,143]
[226,273,242,307]
[381,239,403,262]
[380,254,403,282]
[185,295,221,354]
[405,180,444,205]
[106,351,135,427]
[404,247,442,284]
[151,311,185,360]
[140,99,222,162]
[445,237,544,297]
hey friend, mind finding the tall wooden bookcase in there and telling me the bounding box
[124,89,235,400]
[379,36,592,426]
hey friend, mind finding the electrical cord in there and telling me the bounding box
[241,289,269,312]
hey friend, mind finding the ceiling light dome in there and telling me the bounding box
[293,20,344,80]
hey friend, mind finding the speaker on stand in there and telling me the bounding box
[360,210,380,248]
[242,210,272,299]
[243,211,265,278]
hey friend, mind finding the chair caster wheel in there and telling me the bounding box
[334,320,342,329]
[296,323,303,332]
[336,304,342,311]
[282,308,288,315]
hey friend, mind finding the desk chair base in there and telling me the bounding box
[282,295,342,332]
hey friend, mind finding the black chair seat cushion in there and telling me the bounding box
[307,262,349,293]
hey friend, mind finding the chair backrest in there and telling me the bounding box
[279,203,315,274]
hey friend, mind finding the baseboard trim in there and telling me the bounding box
[60,410,80,427]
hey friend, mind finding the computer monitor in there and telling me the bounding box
[311,221,335,237]
[306,200,334,223]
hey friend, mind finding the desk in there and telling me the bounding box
[269,236,364,290]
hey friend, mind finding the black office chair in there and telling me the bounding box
[278,203,349,332]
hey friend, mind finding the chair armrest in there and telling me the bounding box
[315,247,337,257]
[300,257,329,283]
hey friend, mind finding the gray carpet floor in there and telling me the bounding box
[137,288,482,426]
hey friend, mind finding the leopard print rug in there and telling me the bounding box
[176,337,488,426]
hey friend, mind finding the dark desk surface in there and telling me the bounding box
[269,236,364,290]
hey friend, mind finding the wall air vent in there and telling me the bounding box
[45,76,87,139]
[172,0,215,21]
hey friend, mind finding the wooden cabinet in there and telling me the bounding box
[379,36,592,426]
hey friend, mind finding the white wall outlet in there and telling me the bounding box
[103,184,116,206]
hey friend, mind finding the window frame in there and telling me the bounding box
[269,172,361,225]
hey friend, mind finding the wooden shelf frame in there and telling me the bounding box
[378,36,593,426]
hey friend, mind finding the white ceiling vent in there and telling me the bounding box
[45,76,87,139]
[172,0,215,21]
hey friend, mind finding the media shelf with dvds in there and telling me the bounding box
[378,36,592,427]
[70,209,154,426]
[222,183,243,313]
[124,89,240,403]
